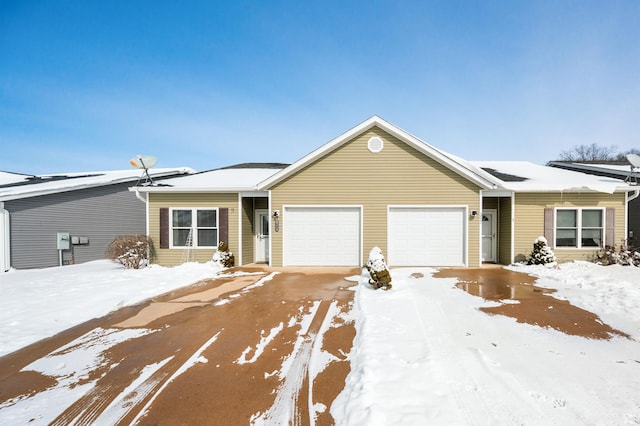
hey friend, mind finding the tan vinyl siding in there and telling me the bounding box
[149,193,239,266]
[498,197,512,264]
[483,198,499,210]
[513,192,626,263]
[268,127,482,267]
[240,197,268,265]
[241,198,254,264]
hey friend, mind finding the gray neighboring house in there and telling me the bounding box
[547,161,640,245]
[0,168,194,271]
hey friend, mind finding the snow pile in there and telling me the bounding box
[0,260,222,356]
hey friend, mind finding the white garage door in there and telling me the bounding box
[388,207,466,266]
[283,206,361,266]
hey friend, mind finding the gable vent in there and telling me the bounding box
[367,136,384,153]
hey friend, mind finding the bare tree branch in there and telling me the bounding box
[559,144,618,162]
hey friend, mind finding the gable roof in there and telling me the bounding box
[257,115,499,190]
[0,168,194,202]
[133,163,287,193]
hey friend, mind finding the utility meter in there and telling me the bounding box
[57,232,70,250]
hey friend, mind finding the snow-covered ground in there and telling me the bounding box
[1,260,639,424]
[0,260,222,357]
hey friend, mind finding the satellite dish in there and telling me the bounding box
[626,154,640,169]
[130,155,158,169]
[625,154,640,185]
[130,155,158,186]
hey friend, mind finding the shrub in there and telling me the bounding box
[106,235,153,269]
[593,242,640,266]
[365,247,392,290]
[528,236,556,265]
[212,241,235,267]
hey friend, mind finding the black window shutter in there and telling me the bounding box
[160,208,169,249]
[219,208,228,244]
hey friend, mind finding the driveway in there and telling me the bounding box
[0,265,625,425]
[0,267,359,425]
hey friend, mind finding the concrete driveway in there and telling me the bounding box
[0,267,359,425]
[0,265,624,425]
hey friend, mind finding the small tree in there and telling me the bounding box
[212,241,235,267]
[365,247,392,290]
[106,235,154,269]
[528,236,556,265]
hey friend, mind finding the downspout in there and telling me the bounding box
[134,188,151,262]
[135,187,147,203]
[628,189,640,202]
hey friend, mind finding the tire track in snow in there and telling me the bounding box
[252,300,333,425]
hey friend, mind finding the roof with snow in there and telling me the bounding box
[0,168,195,201]
[133,163,288,193]
[471,161,631,194]
[547,161,640,181]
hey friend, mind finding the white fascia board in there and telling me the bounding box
[131,186,257,193]
[482,190,514,197]
[257,115,498,190]
[240,191,269,197]
[502,187,631,194]
[0,179,133,202]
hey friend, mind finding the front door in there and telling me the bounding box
[481,210,497,263]
[255,209,270,263]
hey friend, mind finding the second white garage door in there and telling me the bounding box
[388,207,466,266]
[283,206,361,266]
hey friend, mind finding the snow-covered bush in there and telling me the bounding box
[212,241,235,268]
[365,247,392,290]
[106,235,153,269]
[528,236,556,265]
[593,244,640,266]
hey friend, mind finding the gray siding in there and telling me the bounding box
[6,183,146,269]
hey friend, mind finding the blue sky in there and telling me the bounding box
[1,1,638,174]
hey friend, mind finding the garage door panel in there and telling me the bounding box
[284,207,361,266]
[388,207,465,266]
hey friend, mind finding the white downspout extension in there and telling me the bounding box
[510,193,516,265]
[478,191,483,267]
[237,193,243,266]
[268,190,273,267]
[1,202,10,272]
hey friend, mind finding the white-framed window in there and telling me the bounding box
[555,208,604,248]
[170,208,218,248]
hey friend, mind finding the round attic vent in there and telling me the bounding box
[367,136,384,153]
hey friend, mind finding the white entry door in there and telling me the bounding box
[255,209,270,263]
[481,210,497,262]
